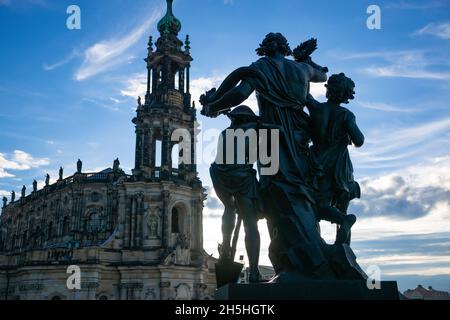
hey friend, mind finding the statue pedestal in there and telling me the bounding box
[215,281,400,300]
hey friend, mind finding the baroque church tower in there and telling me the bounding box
[124,0,205,261]
[133,0,198,184]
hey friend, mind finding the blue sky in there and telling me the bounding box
[1,0,450,293]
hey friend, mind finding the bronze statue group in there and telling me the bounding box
[201,33,366,283]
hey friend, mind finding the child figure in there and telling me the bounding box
[210,105,264,283]
[306,73,365,245]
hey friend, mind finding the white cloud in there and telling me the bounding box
[190,76,225,104]
[351,156,450,222]
[310,82,326,100]
[75,8,162,81]
[0,150,50,178]
[414,22,450,40]
[120,73,147,99]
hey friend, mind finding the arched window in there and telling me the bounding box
[51,296,62,301]
[171,207,180,234]
[174,72,179,90]
[171,144,180,169]
[98,295,108,300]
[155,140,162,167]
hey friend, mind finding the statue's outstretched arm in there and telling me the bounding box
[306,63,328,83]
[204,80,254,117]
[200,67,267,117]
[347,113,365,148]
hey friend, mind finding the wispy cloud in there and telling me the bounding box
[0,0,46,7]
[386,0,450,10]
[352,117,450,169]
[413,22,450,40]
[338,50,450,80]
[75,8,163,81]
[357,101,421,113]
[43,50,79,71]
[81,98,121,112]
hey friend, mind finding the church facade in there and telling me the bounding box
[0,0,217,300]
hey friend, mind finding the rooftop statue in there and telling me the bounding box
[33,180,38,193]
[2,197,7,208]
[77,159,82,174]
[21,185,26,198]
[113,158,121,172]
[45,174,50,187]
[201,33,366,282]
[59,167,64,180]
[11,191,15,203]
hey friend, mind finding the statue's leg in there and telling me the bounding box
[334,198,351,244]
[318,205,356,245]
[216,192,236,259]
[235,195,262,282]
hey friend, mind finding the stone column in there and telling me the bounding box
[130,196,136,248]
[161,190,170,248]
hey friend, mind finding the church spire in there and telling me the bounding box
[157,0,181,37]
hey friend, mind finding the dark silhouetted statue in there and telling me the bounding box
[306,73,364,245]
[201,33,367,283]
[210,105,264,283]
[59,167,64,180]
[21,185,26,198]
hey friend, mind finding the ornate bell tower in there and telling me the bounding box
[132,0,198,185]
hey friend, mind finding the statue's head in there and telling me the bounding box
[325,73,355,104]
[256,33,292,57]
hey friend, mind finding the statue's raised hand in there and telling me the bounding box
[199,88,217,106]
[200,88,219,118]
